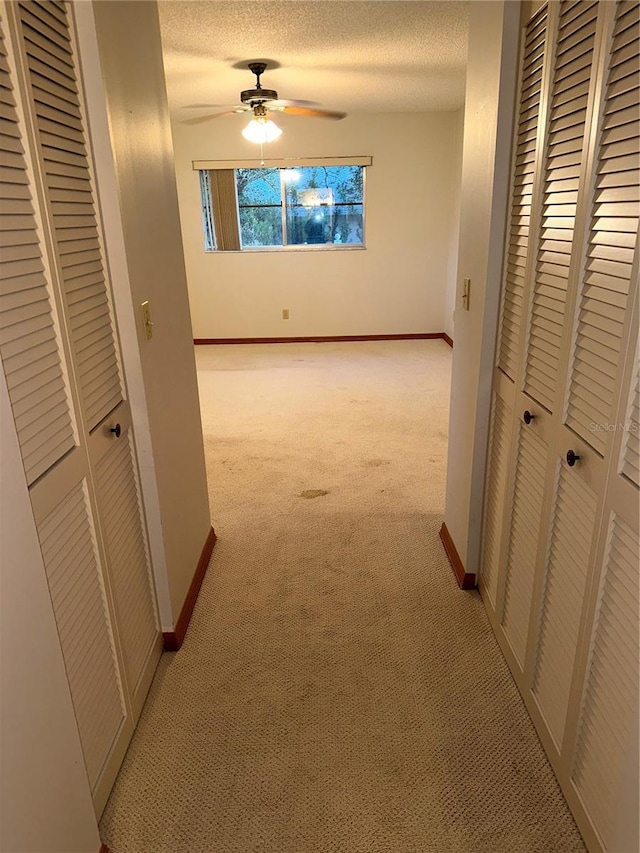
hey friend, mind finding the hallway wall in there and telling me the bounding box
[84,0,213,628]
[171,112,464,339]
[444,106,465,340]
[444,0,520,575]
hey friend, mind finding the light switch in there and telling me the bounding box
[141,300,153,340]
[462,278,471,311]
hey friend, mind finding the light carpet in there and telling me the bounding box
[100,340,585,853]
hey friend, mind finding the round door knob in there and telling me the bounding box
[566,449,580,467]
[523,410,535,425]
[110,423,122,438]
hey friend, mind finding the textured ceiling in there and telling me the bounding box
[158,1,469,119]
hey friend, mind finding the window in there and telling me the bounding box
[237,168,283,248]
[199,170,216,251]
[198,163,366,252]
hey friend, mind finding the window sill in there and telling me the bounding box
[205,244,366,254]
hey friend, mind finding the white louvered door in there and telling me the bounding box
[479,3,639,851]
[479,391,511,608]
[0,5,131,814]
[90,405,159,710]
[13,0,161,725]
[0,21,75,483]
[523,0,599,413]
[0,0,161,816]
[522,0,609,761]
[480,4,549,637]
[567,312,639,853]
[497,5,549,380]
[563,7,640,833]
[500,408,552,671]
[530,0,638,773]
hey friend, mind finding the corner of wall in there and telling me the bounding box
[443,0,520,574]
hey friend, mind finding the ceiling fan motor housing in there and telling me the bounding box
[241,61,278,104]
[241,87,278,104]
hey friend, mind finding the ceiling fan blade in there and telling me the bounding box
[277,105,346,120]
[267,98,319,108]
[182,103,232,109]
[180,108,248,125]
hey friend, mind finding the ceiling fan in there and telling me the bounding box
[181,61,347,127]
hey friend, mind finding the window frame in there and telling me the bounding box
[198,170,217,252]
[235,166,284,250]
[197,160,369,254]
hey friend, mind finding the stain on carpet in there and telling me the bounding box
[299,489,329,499]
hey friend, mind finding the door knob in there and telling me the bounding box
[566,449,580,467]
[523,410,535,425]
[110,423,122,438]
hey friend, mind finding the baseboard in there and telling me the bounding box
[439,522,476,589]
[194,333,452,345]
[163,526,217,651]
[442,333,453,348]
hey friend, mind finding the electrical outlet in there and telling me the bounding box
[141,300,153,340]
[282,308,289,320]
[462,278,471,311]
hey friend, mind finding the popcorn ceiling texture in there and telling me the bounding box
[158,1,469,115]
[100,341,585,853]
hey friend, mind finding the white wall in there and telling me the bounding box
[444,106,465,340]
[73,1,171,632]
[172,112,463,339]
[0,372,100,853]
[88,0,213,627]
[443,0,520,573]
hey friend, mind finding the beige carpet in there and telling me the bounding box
[100,340,585,853]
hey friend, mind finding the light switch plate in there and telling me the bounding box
[462,278,471,311]
[141,300,153,340]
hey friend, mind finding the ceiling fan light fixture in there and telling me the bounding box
[241,116,282,144]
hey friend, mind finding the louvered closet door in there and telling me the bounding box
[504,0,610,749]
[567,354,639,853]
[482,2,639,851]
[529,0,639,764]
[2,0,162,816]
[90,405,159,714]
[498,408,552,671]
[17,0,124,428]
[14,0,160,723]
[0,20,74,483]
[480,387,512,608]
[497,6,549,381]
[480,6,549,615]
[523,0,599,414]
[565,0,639,454]
[563,5,639,847]
[28,456,132,805]
[0,8,132,817]
[495,0,604,681]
